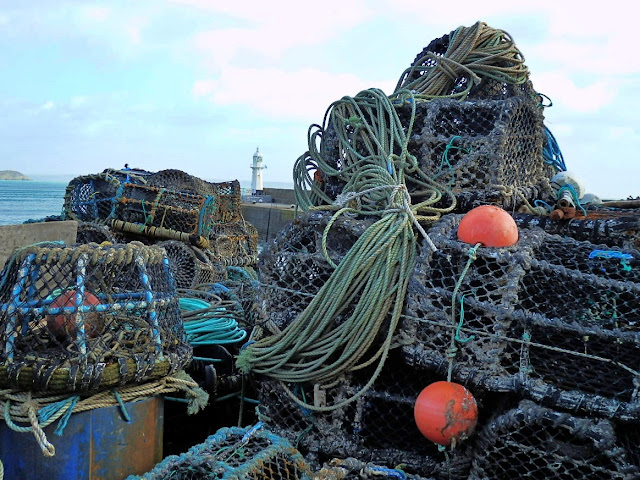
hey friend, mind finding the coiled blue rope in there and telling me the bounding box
[179,297,247,346]
[543,126,566,172]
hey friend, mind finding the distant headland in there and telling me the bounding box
[0,170,31,180]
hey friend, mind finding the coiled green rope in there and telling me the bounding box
[395,21,529,100]
[238,22,531,411]
[237,89,455,411]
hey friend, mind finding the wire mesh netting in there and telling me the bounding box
[469,400,640,479]
[0,241,192,393]
[400,213,640,421]
[126,424,313,480]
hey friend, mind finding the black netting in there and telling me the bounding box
[256,352,474,479]
[128,425,313,480]
[0,242,191,393]
[258,211,373,330]
[207,221,259,267]
[409,96,552,209]
[514,210,640,250]
[76,221,118,245]
[400,214,640,420]
[469,400,639,479]
[159,240,228,290]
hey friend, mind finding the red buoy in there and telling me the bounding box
[457,205,518,247]
[48,290,102,338]
[414,381,478,446]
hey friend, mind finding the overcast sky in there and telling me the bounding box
[0,1,638,198]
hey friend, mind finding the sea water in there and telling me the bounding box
[0,180,67,226]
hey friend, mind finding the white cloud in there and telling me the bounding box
[185,0,374,69]
[194,66,396,120]
[80,5,111,23]
[530,72,619,113]
[41,101,54,110]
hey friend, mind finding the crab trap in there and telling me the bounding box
[63,169,148,223]
[400,213,640,421]
[407,95,553,211]
[0,241,192,393]
[127,424,313,480]
[468,400,640,479]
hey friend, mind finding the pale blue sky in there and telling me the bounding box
[0,1,638,198]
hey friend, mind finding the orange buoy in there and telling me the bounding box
[414,381,478,446]
[48,290,102,338]
[457,205,518,247]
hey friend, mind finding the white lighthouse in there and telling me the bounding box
[250,147,266,194]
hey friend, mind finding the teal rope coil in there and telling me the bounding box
[179,297,247,346]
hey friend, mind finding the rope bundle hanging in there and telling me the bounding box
[394,21,529,100]
[237,88,455,411]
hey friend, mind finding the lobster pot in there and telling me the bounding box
[514,210,640,250]
[400,214,640,421]
[469,400,640,479]
[113,183,219,238]
[410,96,551,210]
[0,242,192,393]
[64,168,243,231]
[127,425,313,480]
[258,211,372,330]
[159,241,227,290]
[146,169,243,224]
[76,222,118,245]
[256,354,473,479]
[319,96,552,212]
[64,170,147,223]
[207,221,259,267]
[401,214,525,393]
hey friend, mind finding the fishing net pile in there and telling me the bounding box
[233,21,640,479]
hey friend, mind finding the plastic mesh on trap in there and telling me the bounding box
[127,424,313,480]
[0,241,191,393]
[315,457,435,480]
[76,221,118,245]
[469,400,640,479]
[401,214,640,421]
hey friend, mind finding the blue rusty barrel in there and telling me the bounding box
[0,395,163,480]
